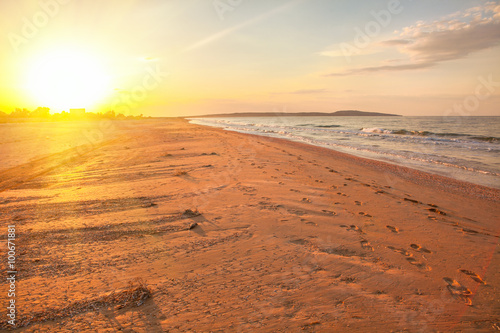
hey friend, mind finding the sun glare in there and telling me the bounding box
[25,50,112,112]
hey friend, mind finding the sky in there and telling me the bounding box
[0,0,499,117]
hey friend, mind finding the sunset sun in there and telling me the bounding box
[25,50,111,111]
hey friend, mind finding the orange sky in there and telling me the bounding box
[1,0,499,117]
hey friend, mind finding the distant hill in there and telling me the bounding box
[189,110,401,118]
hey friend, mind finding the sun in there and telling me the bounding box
[25,49,112,111]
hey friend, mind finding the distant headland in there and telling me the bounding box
[190,110,402,118]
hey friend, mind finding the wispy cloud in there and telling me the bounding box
[379,39,412,46]
[326,63,433,77]
[183,0,304,53]
[319,48,379,58]
[326,2,500,76]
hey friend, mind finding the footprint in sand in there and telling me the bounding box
[386,225,399,233]
[443,277,472,305]
[358,212,372,217]
[460,269,486,284]
[404,198,421,204]
[461,228,479,234]
[360,239,374,251]
[406,257,432,271]
[337,192,347,197]
[410,244,432,253]
[428,208,446,215]
[387,246,412,257]
[321,210,336,216]
[302,198,312,203]
[387,246,431,270]
[347,225,364,233]
[354,201,362,206]
[339,224,363,233]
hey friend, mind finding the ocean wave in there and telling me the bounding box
[392,129,432,136]
[315,125,341,128]
[361,127,392,134]
[469,136,499,143]
[360,127,499,143]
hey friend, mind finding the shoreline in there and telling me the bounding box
[187,116,500,191]
[192,121,500,202]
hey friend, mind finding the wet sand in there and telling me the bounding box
[0,118,498,332]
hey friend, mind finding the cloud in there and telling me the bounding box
[183,0,304,52]
[319,48,379,58]
[402,20,500,64]
[326,63,433,77]
[326,2,500,76]
[379,39,412,46]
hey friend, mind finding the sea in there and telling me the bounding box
[188,116,500,189]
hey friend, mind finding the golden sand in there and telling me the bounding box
[0,119,498,332]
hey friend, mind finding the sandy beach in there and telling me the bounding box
[0,118,498,332]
